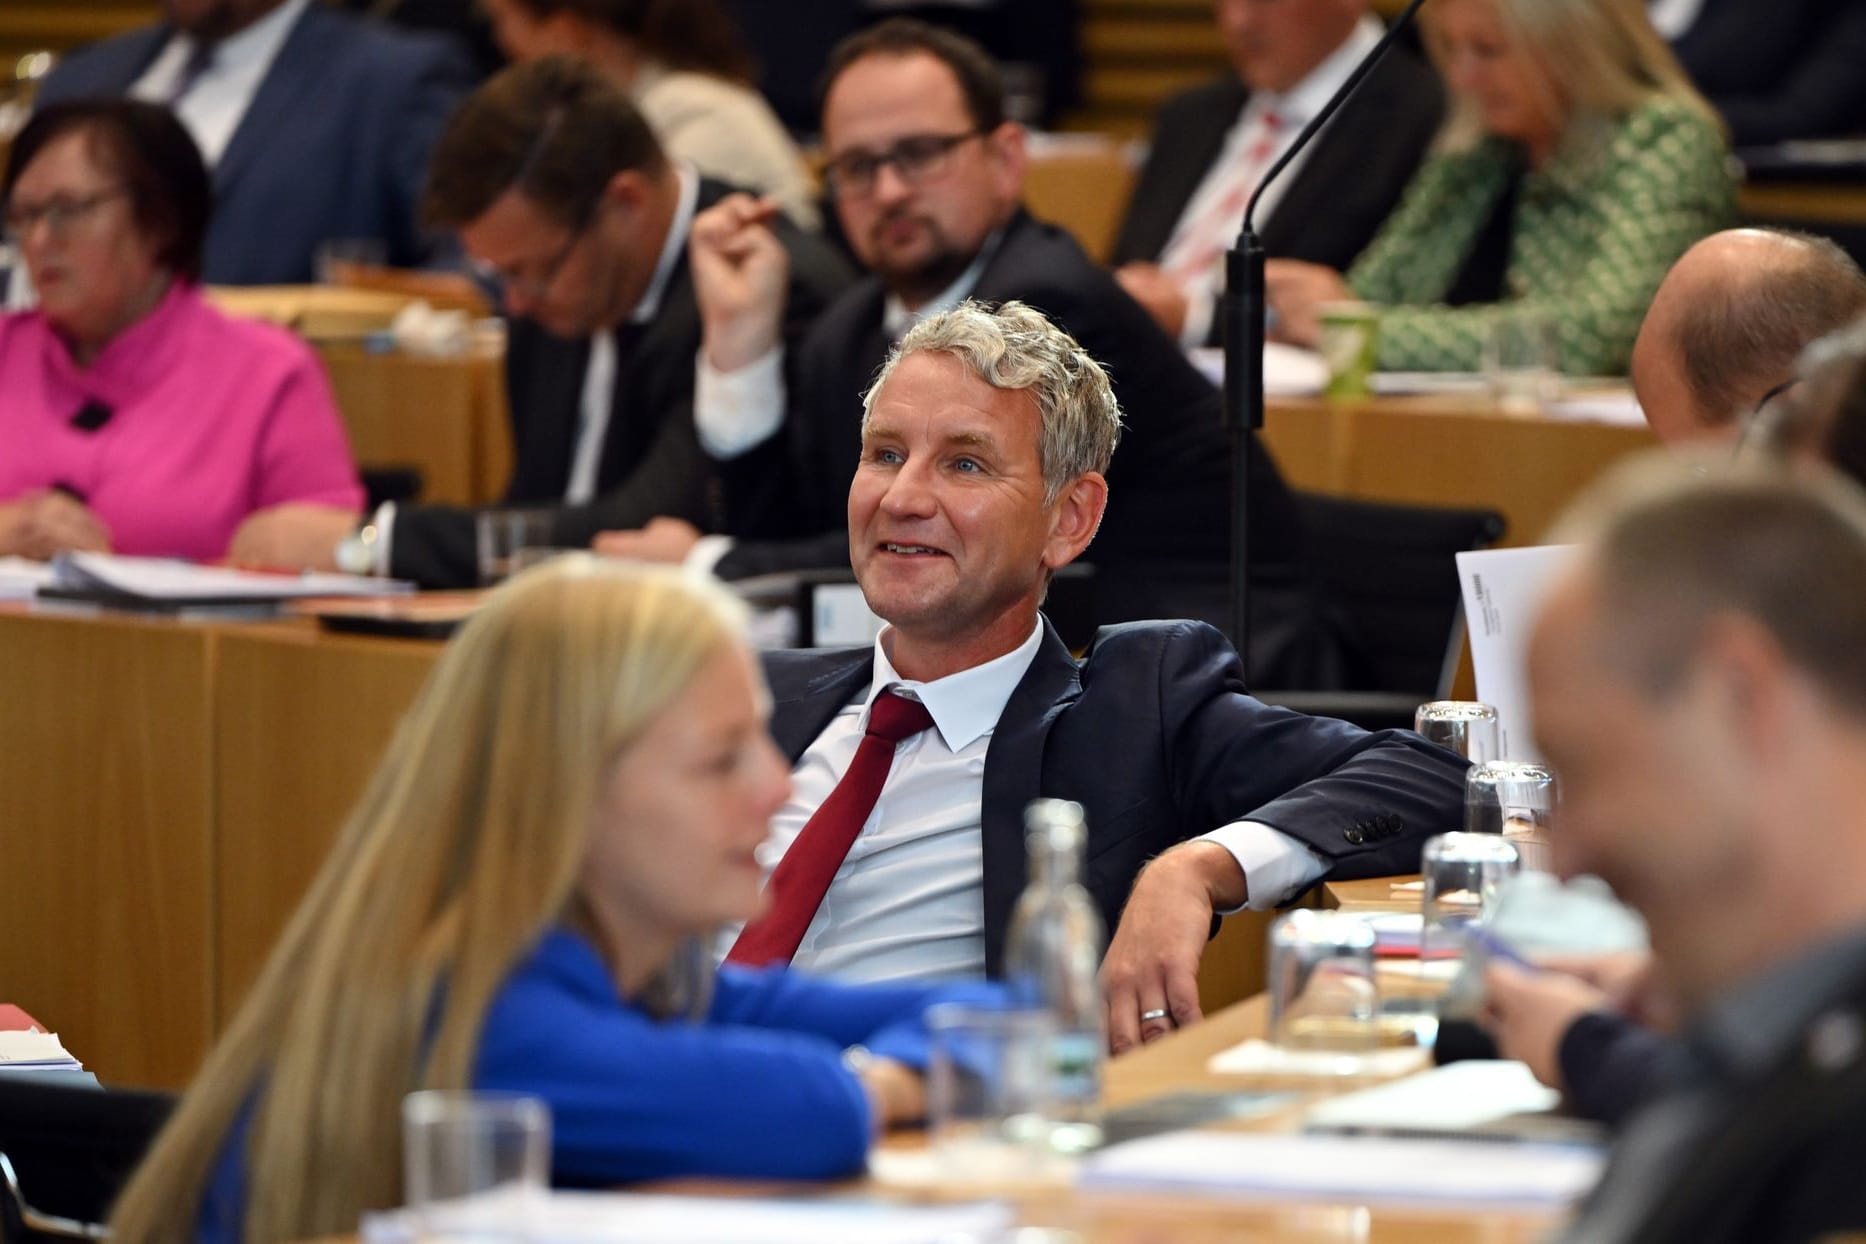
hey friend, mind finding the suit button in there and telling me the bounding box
[1807,1010,1864,1073]
[1345,828,1366,845]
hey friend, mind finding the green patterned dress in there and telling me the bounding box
[1346,96,1736,375]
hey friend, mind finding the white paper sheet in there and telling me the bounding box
[1456,545,1577,761]
[1081,1130,1603,1206]
[362,1188,1012,1244]
[0,556,54,600]
[1188,343,1330,396]
[0,1030,81,1069]
[1303,1060,1562,1137]
[51,552,412,601]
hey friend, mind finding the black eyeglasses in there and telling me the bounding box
[3,187,128,242]
[1732,376,1803,459]
[823,131,985,197]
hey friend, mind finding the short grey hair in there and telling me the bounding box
[862,299,1124,503]
[1678,230,1866,430]
[1551,452,1866,718]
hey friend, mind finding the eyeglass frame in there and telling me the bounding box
[2,186,130,245]
[467,195,602,303]
[822,130,988,199]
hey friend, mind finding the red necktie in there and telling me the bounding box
[1162,109,1285,285]
[727,689,935,967]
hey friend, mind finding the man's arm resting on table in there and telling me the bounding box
[1100,825,1325,1055]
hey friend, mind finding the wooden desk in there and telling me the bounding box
[316,345,513,507]
[1264,393,1657,547]
[0,610,446,1088]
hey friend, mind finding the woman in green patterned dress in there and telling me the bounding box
[1265,0,1734,376]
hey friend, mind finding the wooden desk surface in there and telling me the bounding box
[1264,391,1656,548]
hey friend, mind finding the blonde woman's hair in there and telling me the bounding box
[109,557,748,1244]
[863,299,1124,504]
[1426,0,1722,154]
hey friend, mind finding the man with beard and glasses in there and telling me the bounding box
[36,0,470,285]
[595,18,1332,682]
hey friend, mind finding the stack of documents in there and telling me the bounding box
[40,552,411,613]
[1303,1059,1601,1144]
[0,1028,83,1073]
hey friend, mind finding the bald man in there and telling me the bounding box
[1631,228,1866,444]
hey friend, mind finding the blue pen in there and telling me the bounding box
[1463,924,1540,972]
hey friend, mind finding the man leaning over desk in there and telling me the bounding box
[706,299,1467,1052]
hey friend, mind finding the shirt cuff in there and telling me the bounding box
[694,347,787,459]
[686,533,735,577]
[1179,286,1216,350]
[1199,821,1328,913]
[372,501,396,576]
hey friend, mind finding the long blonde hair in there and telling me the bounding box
[110,557,748,1244]
[1426,0,1722,154]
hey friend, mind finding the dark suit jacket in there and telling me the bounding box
[763,617,1467,975]
[389,183,855,587]
[38,3,471,285]
[1672,0,1866,145]
[715,209,1317,661]
[1561,935,1866,1243]
[1112,49,1445,345]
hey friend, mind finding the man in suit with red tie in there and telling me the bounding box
[718,298,1467,1052]
[1111,0,1443,347]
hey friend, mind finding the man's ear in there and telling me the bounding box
[1042,471,1109,572]
[984,121,1028,203]
[603,168,650,215]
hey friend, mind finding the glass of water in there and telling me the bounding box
[1420,832,1521,963]
[403,1091,549,1237]
[1267,909,1380,1056]
[924,1004,1072,1184]
[1413,701,1501,764]
[1484,309,1562,416]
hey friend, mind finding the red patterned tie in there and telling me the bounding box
[727,690,935,967]
[1161,109,1285,285]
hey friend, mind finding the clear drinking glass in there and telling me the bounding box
[924,1004,1071,1184]
[402,1091,549,1238]
[1420,832,1521,963]
[475,509,556,586]
[1413,701,1501,764]
[1465,761,1557,871]
[1484,310,1561,415]
[1267,910,1379,1056]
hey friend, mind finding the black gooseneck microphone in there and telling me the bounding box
[1221,0,1433,663]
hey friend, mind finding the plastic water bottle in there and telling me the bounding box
[1003,798,1105,1154]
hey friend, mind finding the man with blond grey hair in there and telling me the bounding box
[1509,457,1866,1241]
[730,299,1466,1052]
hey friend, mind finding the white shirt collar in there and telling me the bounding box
[176,0,309,79]
[1254,16,1384,129]
[632,163,699,325]
[880,226,1004,339]
[865,616,1045,752]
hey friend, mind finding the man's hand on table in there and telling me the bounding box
[1101,840,1246,1055]
[592,516,704,564]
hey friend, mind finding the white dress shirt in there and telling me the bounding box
[714,619,1327,983]
[1164,17,1384,347]
[715,618,1045,983]
[130,0,312,168]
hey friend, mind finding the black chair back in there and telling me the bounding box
[1294,492,1507,696]
[0,1080,174,1244]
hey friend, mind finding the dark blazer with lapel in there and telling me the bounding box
[1671,0,1866,145]
[763,617,1467,975]
[388,183,855,587]
[716,208,1303,596]
[1113,49,1444,346]
[38,3,472,285]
